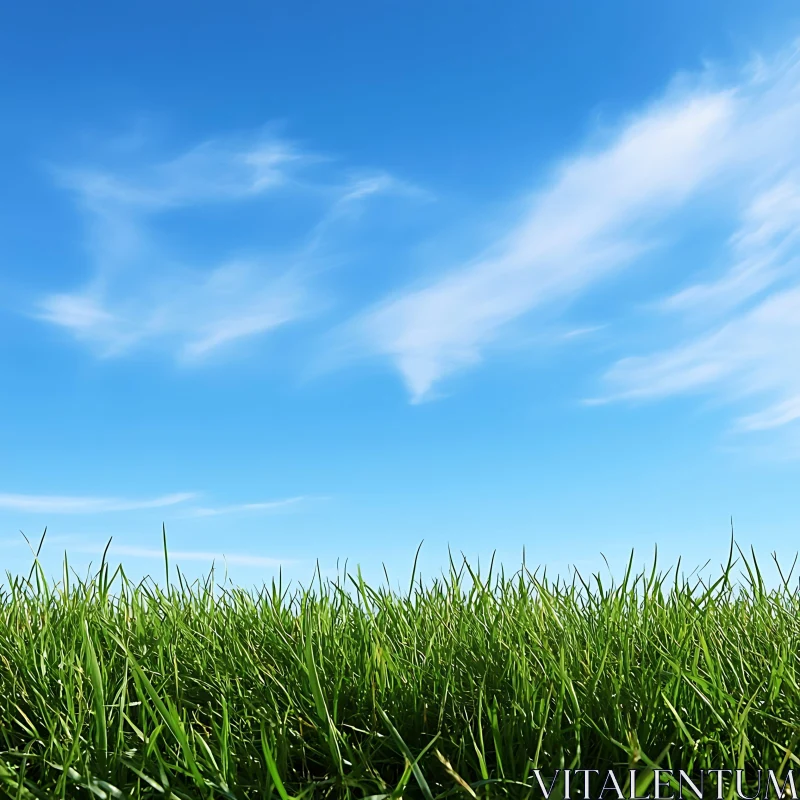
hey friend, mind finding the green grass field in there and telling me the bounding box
[2,535,799,799]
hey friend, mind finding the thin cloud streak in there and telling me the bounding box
[186,496,309,517]
[0,492,196,514]
[601,286,800,431]
[38,260,314,361]
[75,544,292,568]
[53,134,312,210]
[659,178,800,317]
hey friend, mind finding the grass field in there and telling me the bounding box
[1,534,799,799]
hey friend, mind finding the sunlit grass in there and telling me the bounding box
[1,532,799,798]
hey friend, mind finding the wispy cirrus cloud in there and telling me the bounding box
[658,179,800,318]
[0,491,314,518]
[596,44,800,436]
[350,40,800,406]
[601,285,800,432]
[72,544,292,568]
[36,128,419,362]
[0,492,196,514]
[186,496,309,517]
[54,134,310,210]
[351,91,734,401]
[38,259,313,361]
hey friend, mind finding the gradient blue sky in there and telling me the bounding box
[2,1,800,585]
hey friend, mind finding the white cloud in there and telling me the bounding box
[75,544,291,567]
[352,41,800,403]
[55,134,310,210]
[186,496,308,517]
[0,492,196,514]
[39,259,312,360]
[659,178,800,317]
[602,286,800,431]
[596,44,800,435]
[37,130,415,361]
[353,91,734,401]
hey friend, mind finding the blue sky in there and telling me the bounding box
[2,1,800,585]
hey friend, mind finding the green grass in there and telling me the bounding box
[1,533,800,799]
